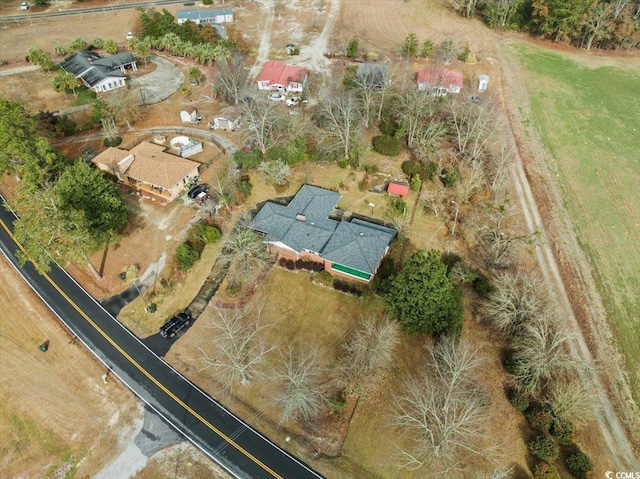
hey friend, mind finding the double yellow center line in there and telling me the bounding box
[0,218,282,479]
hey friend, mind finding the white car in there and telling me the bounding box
[267,93,286,102]
[285,97,300,107]
[20,2,29,10]
[126,32,134,41]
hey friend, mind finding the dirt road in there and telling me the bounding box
[496,41,639,469]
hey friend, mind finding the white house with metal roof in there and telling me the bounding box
[176,8,233,25]
[251,185,396,282]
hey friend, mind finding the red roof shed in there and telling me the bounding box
[387,181,410,197]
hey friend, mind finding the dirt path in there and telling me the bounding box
[248,0,276,81]
[496,40,639,469]
[294,0,341,75]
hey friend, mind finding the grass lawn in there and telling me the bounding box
[509,43,640,405]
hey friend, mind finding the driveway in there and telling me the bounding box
[129,55,183,106]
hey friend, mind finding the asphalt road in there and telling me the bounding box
[0,200,324,479]
[2,0,189,21]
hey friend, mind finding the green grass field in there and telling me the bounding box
[509,43,640,405]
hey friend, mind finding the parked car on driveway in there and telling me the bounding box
[267,93,286,102]
[187,184,209,199]
[20,2,29,10]
[285,97,300,107]
[159,312,191,338]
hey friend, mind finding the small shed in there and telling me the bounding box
[478,74,489,92]
[180,106,199,123]
[211,106,241,131]
[387,181,410,197]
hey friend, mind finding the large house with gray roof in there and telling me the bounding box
[251,185,396,282]
[61,51,137,93]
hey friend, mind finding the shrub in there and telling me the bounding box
[372,135,401,156]
[363,163,379,174]
[473,274,493,296]
[56,116,76,137]
[526,406,554,433]
[458,43,471,62]
[202,0,213,4]
[233,147,261,169]
[314,270,333,286]
[528,435,559,461]
[440,252,462,272]
[191,223,221,244]
[175,242,201,271]
[421,39,434,57]
[441,168,460,187]
[389,197,407,217]
[508,390,530,412]
[379,118,400,136]
[504,354,521,375]
[549,416,574,445]
[279,258,287,267]
[347,37,359,58]
[235,174,252,201]
[533,462,561,479]
[410,174,422,192]
[401,159,439,181]
[565,449,592,479]
[104,136,122,147]
[285,259,295,270]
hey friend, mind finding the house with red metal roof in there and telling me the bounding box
[256,60,308,93]
[416,67,464,97]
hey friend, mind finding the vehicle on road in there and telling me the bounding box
[187,184,209,199]
[267,93,286,102]
[20,2,29,10]
[285,97,300,107]
[159,312,191,338]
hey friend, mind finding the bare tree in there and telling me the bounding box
[198,304,273,391]
[258,159,291,186]
[242,98,297,156]
[448,97,498,162]
[104,90,141,128]
[316,92,361,162]
[421,186,449,217]
[393,337,493,475]
[349,66,394,128]
[412,118,448,160]
[339,314,400,395]
[486,145,514,199]
[511,316,575,394]
[223,227,267,284]
[214,53,249,104]
[478,271,548,336]
[454,160,485,204]
[241,98,278,155]
[270,345,330,425]
[473,202,538,268]
[100,117,119,142]
[395,89,436,149]
[543,378,596,427]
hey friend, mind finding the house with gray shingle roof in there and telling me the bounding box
[251,185,396,282]
[61,51,137,93]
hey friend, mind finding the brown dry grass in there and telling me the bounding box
[0,257,141,478]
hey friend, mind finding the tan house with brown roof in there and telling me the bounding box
[92,141,200,201]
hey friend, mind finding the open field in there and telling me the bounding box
[507,43,640,408]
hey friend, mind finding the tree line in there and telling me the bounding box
[453,0,640,50]
[0,99,128,274]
